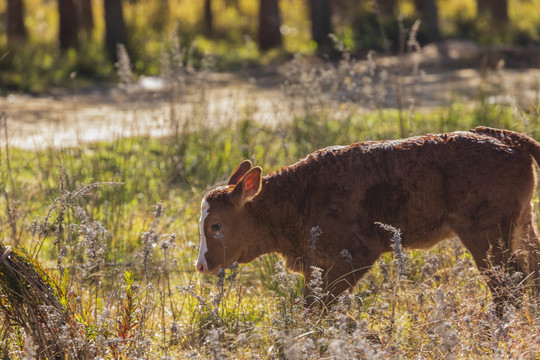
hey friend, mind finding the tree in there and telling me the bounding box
[151,0,169,32]
[413,0,440,42]
[7,0,28,46]
[477,0,509,24]
[309,0,332,53]
[376,0,396,17]
[104,0,128,62]
[204,0,213,35]
[491,0,509,24]
[476,0,490,15]
[79,0,94,38]
[258,0,282,51]
[226,0,240,11]
[58,0,79,49]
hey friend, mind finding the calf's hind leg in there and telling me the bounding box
[513,203,540,288]
[454,216,533,314]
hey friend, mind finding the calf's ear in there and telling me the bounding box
[228,160,252,185]
[231,167,262,207]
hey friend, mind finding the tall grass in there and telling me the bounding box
[1,40,540,358]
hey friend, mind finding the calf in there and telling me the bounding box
[197,127,540,308]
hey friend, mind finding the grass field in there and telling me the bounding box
[2,48,540,358]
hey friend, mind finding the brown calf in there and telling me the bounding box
[196,127,540,308]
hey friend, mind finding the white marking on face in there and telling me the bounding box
[197,199,210,270]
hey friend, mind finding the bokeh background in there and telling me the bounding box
[2,0,540,91]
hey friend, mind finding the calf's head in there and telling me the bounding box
[196,160,262,274]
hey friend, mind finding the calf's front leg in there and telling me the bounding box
[303,255,379,308]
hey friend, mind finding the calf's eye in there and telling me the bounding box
[211,223,222,231]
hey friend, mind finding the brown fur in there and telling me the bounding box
[197,127,540,308]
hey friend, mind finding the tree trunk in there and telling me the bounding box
[58,0,79,49]
[413,0,440,42]
[151,0,169,32]
[309,0,332,53]
[104,0,128,62]
[476,0,490,15]
[79,0,94,37]
[226,0,240,11]
[477,0,508,24]
[491,0,509,24]
[376,0,396,17]
[204,0,213,36]
[7,0,28,46]
[258,0,282,51]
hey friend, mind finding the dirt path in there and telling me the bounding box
[0,73,286,149]
[2,43,540,150]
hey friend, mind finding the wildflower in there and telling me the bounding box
[160,233,177,251]
[153,202,163,227]
[309,226,322,265]
[206,328,224,359]
[309,226,322,249]
[115,44,133,92]
[216,268,226,288]
[22,336,37,360]
[30,219,38,237]
[376,222,407,278]
[340,249,353,265]
[226,262,239,282]
[308,266,327,302]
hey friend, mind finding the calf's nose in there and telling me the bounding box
[197,262,206,273]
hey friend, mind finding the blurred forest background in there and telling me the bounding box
[2,0,540,92]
